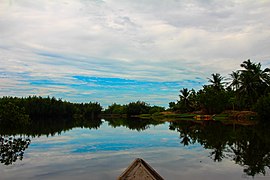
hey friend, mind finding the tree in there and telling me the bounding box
[208,73,225,91]
[168,102,177,111]
[0,102,29,128]
[179,88,190,106]
[229,71,241,91]
[105,103,126,114]
[237,60,270,108]
[149,106,165,114]
[178,88,191,112]
[126,101,150,117]
[188,89,200,111]
[198,85,229,114]
[0,136,31,165]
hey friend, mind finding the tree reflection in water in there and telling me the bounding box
[169,120,270,177]
[0,117,103,165]
[0,117,269,178]
[106,118,163,131]
[0,136,31,165]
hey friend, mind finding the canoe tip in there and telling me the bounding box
[118,158,164,180]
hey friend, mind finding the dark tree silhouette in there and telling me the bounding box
[208,73,225,91]
[0,136,31,165]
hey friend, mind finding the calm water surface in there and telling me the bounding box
[0,119,269,180]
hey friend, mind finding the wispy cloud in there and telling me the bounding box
[1,0,269,106]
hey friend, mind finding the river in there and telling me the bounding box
[0,118,269,179]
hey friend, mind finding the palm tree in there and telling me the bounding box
[208,73,225,91]
[240,60,270,85]
[240,59,254,71]
[229,71,241,91]
[179,88,190,104]
[179,88,190,106]
[237,59,270,107]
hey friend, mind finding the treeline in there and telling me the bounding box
[0,96,102,127]
[103,101,165,117]
[1,59,269,124]
[169,60,270,121]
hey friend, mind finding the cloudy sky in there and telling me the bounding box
[0,0,270,107]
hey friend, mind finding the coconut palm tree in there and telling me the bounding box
[240,59,254,71]
[179,88,190,107]
[237,59,270,107]
[178,88,192,112]
[240,60,270,85]
[229,71,241,91]
[208,73,225,91]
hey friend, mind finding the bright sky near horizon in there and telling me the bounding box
[1,0,270,107]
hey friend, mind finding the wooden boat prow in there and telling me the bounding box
[118,158,164,180]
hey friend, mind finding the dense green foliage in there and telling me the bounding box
[103,101,165,117]
[197,85,229,114]
[170,60,270,121]
[0,102,30,128]
[0,96,102,127]
[104,103,127,114]
[125,101,150,116]
[149,106,165,114]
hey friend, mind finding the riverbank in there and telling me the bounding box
[103,111,258,126]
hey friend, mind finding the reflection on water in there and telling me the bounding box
[0,136,31,165]
[106,118,163,131]
[169,120,270,177]
[0,117,270,179]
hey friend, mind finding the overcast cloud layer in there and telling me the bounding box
[1,0,270,107]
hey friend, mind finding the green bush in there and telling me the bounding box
[126,101,150,116]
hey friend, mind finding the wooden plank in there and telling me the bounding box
[118,158,164,180]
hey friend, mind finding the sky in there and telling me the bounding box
[0,0,270,107]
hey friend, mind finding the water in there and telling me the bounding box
[0,118,269,179]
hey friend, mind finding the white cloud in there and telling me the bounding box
[0,0,270,105]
